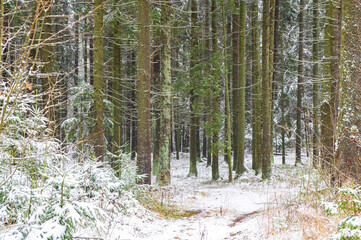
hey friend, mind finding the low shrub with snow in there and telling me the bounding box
[323,186,361,240]
[0,85,143,239]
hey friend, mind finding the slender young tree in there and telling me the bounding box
[262,0,272,179]
[295,0,304,165]
[93,0,105,161]
[0,0,3,74]
[89,22,94,86]
[157,0,172,185]
[312,0,319,166]
[272,0,280,155]
[189,0,198,177]
[40,0,55,126]
[251,0,261,173]
[280,31,286,165]
[137,0,152,184]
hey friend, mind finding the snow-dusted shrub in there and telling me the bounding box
[323,186,361,240]
[321,201,339,216]
[0,85,142,239]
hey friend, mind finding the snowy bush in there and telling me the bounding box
[0,85,142,239]
[321,201,339,216]
[323,186,361,240]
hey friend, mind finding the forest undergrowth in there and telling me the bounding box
[0,85,358,240]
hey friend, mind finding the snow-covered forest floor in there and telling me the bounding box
[89,153,341,240]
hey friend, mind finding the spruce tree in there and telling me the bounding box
[189,0,198,177]
[157,0,172,185]
[262,0,272,180]
[93,0,105,162]
[251,0,261,174]
[137,0,152,184]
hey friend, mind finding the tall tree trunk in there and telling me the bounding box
[337,0,361,185]
[74,15,79,83]
[0,0,3,79]
[295,0,304,165]
[84,18,88,83]
[251,0,262,174]
[174,98,180,160]
[112,1,123,174]
[152,29,161,175]
[189,0,198,177]
[221,0,232,182]
[211,0,220,180]
[232,0,240,171]
[321,0,342,184]
[269,0,275,162]
[89,23,94,86]
[224,15,232,165]
[131,68,138,161]
[40,0,55,127]
[262,0,272,179]
[280,31,286,165]
[204,0,212,167]
[312,0,319,166]
[236,0,246,176]
[272,0,280,159]
[93,0,105,162]
[157,0,172,185]
[137,0,152,184]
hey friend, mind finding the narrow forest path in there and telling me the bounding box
[141,153,316,240]
[106,152,334,240]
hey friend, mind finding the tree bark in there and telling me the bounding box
[236,0,246,176]
[93,0,105,162]
[232,0,240,171]
[321,0,342,184]
[221,0,232,182]
[211,0,220,180]
[262,0,272,180]
[157,0,172,186]
[112,1,123,174]
[152,29,161,176]
[312,0,320,166]
[137,0,152,184]
[251,0,262,174]
[40,0,55,127]
[295,0,304,165]
[189,0,198,177]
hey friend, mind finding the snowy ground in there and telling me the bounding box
[85,152,339,240]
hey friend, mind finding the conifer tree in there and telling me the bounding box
[312,0,320,166]
[232,0,239,171]
[295,0,304,165]
[112,0,123,171]
[189,0,198,177]
[137,0,152,184]
[251,0,261,174]
[321,0,342,183]
[236,0,246,176]
[211,0,220,180]
[40,0,55,127]
[262,0,272,179]
[93,0,105,161]
[157,0,172,185]
[221,0,232,182]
